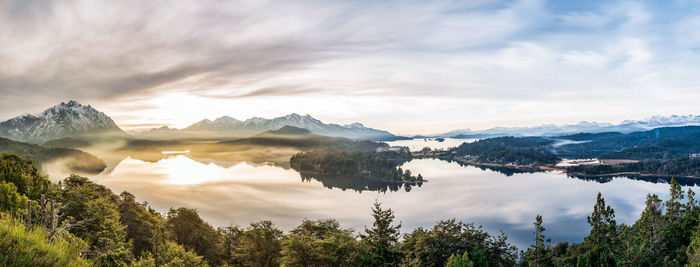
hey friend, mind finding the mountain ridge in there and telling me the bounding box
[435,114,700,138]
[137,113,406,141]
[0,100,127,143]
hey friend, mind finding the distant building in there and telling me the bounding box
[376,146,410,153]
[691,153,700,159]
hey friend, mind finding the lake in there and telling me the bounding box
[46,138,700,249]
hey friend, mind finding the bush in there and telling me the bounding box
[0,214,92,266]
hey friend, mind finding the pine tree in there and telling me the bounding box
[666,178,684,225]
[579,192,617,266]
[446,251,474,267]
[359,201,402,266]
[530,215,552,267]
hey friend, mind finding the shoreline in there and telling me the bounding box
[422,156,700,179]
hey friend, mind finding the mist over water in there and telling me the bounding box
[40,138,699,249]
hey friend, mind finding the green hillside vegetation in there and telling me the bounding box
[4,154,700,266]
[557,126,700,159]
[567,157,700,178]
[449,137,560,165]
[0,137,105,174]
[0,215,92,266]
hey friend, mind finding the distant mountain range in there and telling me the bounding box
[0,101,126,144]
[2,100,698,144]
[136,113,407,141]
[435,115,700,138]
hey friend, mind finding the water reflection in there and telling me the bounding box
[299,173,423,193]
[568,174,700,186]
[47,151,699,250]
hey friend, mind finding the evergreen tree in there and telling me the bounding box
[359,201,402,266]
[578,192,617,266]
[529,215,552,267]
[620,194,664,265]
[446,251,474,267]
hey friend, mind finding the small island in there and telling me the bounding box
[290,148,424,192]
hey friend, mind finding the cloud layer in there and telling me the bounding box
[2,0,700,134]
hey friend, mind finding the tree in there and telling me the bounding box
[529,215,552,267]
[234,220,283,267]
[0,181,27,216]
[166,207,221,264]
[666,178,684,225]
[620,194,664,265]
[0,153,53,200]
[58,175,130,265]
[219,225,244,266]
[401,219,502,267]
[578,192,617,266]
[118,191,163,258]
[359,201,402,266]
[281,219,359,267]
[446,251,474,267]
[132,241,209,267]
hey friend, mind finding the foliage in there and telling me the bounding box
[58,175,131,265]
[557,126,700,159]
[0,214,92,266]
[445,251,474,267]
[401,218,517,267]
[567,157,700,177]
[0,153,53,199]
[450,137,560,165]
[0,139,106,174]
[166,207,221,265]
[358,201,403,266]
[233,220,283,267]
[280,219,359,267]
[118,191,163,258]
[132,241,209,267]
[291,149,422,182]
[0,181,27,216]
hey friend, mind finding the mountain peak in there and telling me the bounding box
[0,101,125,143]
[63,100,82,107]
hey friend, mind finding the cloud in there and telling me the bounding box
[1,0,700,133]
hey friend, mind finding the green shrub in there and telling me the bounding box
[0,214,91,266]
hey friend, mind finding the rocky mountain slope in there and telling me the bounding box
[0,101,126,143]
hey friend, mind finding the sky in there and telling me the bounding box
[1,0,700,135]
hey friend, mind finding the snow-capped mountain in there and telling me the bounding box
[438,115,700,138]
[0,100,126,143]
[138,113,405,141]
[185,116,243,131]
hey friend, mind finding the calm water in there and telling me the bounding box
[46,139,700,249]
[387,138,475,151]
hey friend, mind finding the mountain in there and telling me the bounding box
[184,116,242,131]
[438,115,700,138]
[137,113,406,141]
[0,100,126,143]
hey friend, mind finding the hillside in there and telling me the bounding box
[555,126,700,159]
[0,137,106,174]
